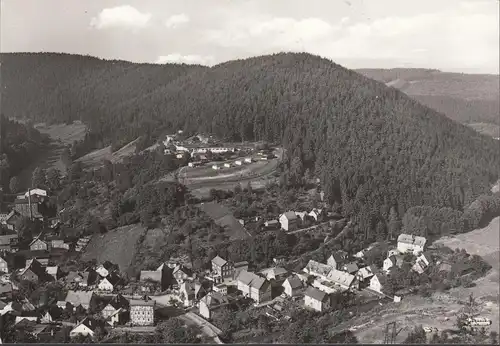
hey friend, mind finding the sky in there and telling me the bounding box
[1,0,499,74]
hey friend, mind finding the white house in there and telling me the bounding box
[279,211,298,232]
[223,163,231,168]
[95,265,109,278]
[235,160,243,166]
[236,271,272,304]
[383,255,404,273]
[303,260,334,281]
[282,276,303,297]
[304,287,330,312]
[412,252,432,274]
[327,251,348,269]
[244,158,252,163]
[97,274,121,292]
[213,284,228,295]
[308,208,323,222]
[212,165,220,170]
[70,318,100,338]
[260,267,288,281]
[326,269,357,291]
[397,234,427,255]
[199,292,229,319]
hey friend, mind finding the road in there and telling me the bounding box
[178,312,223,343]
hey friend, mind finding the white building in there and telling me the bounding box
[383,255,404,273]
[235,160,243,166]
[304,287,330,312]
[244,158,252,163]
[129,299,155,326]
[397,234,427,255]
[282,276,303,297]
[70,318,100,338]
[412,252,432,274]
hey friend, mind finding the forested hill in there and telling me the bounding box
[356,68,500,128]
[1,52,499,219]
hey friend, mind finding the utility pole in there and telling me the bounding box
[27,188,33,220]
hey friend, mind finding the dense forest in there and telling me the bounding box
[0,115,49,190]
[1,53,499,235]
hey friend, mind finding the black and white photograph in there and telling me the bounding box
[0,0,499,344]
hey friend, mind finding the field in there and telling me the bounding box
[345,215,500,343]
[81,223,147,273]
[467,122,500,138]
[35,122,87,145]
[76,137,140,168]
[198,201,251,239]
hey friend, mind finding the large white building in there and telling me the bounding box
[397,234,427,255]
[129,299,155,326]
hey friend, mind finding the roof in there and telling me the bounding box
[200,292,228,307]
[19,259,46,278]
[236,270,268,290]
[304,260,334,277]
[78,317,100,332]
[140,271,162,283]
[261,267,288,279]
[343,262,359,274]
[357,266,375,280]
[284,275,303,289]
[234,261,248,268]
[29,234,47,246]
[64,290,94,307]
[281,211,297,221]
[0,234,18,246]
[108,294,129,310]
[46,266,59,275]
[265,220,279,225]
[397,234,427,247]
[212,256,228,267]
[101,273,121,286]
[326,269,356,287]
[305,286,328,302]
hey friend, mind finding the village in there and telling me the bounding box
[0,132,495,344]
[0,183,461,342]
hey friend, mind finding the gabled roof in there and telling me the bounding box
[326,269,356,287]
[101,273,121,286]
[284,275,303,289]
[357,266,375,280]
[78,317,100,332]
[305,286,328,302]
[236,270,269,290]
[29,234,46,246]
[18,259,46,278]
[64,290,94,307]
[280,211,297,221]
[212,256,227,267]
[304,260,333,277]
[108,294,129,310]
[343,262,359,274]
[0,233,18,246]
[397,234,427,247]
[46,266,59,276]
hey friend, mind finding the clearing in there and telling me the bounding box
[198,201,251,239]
[76,137,140,168]
[81,223,147,273]
[35,122,87,145]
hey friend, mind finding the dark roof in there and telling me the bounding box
[343,262,359,274]
[284,275,303,289]
[305,286,328,302]
[281,211,297,221]
[19,259,47,278]
[109,294,129,310]
[103,273,121,286]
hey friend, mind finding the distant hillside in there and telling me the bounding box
[1,52,499,222]
[357,68,500,129]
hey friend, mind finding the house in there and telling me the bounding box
[46,266,61,280]
[0,233,19,252]
[260,267,288,282]
[98,273,121,291]
[327,251,348,269]
[79,270,99,288]
[356,266,375,289]
[279,211,298,231]
[0,255,9,274]
[412,252,432,274]
[295,211,308,222]
[223,163,231,168]
[129,298,155,326]
[303,260,334,281]
[50,240,69,250]
[308,208,324,222]
[397,234,427,255]
[13,196,46,220]
[342,262,359,275]
[236,270,272,304]
[212,256,234,279]
[325,269,357,291]
[282,276,304,297]
[304,287,330,312]
[18,259,48,283]
[70,317,102,339]
[101,294,129,320]
[212,284,227,295]
[212,165,220,170]
[64,290,95,311]
[235,160,243,166]
[369,274,385,293]
[40,306,63,324]
[1,211,20,231]
[109,308,128,327]
[29,235,48,251]
[199,291,229,319]
[244,157,252,163]
[179,281,211,307]
[264,220,280,230]
[172,264,193,284]
[383,255,404,273]
[24,189,48,198]
[95,261,116,278]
